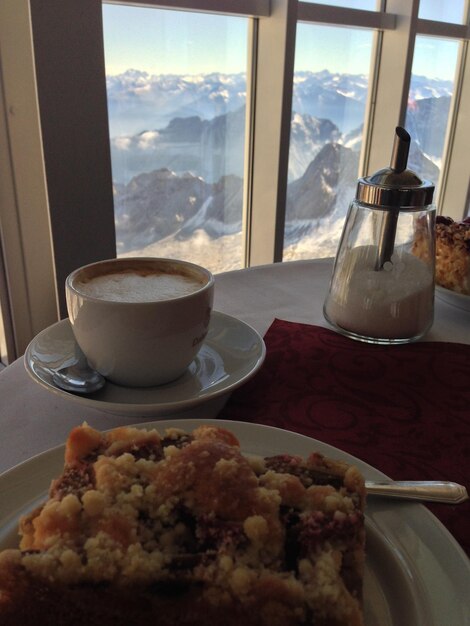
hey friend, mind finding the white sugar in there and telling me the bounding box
[325,245,434,339]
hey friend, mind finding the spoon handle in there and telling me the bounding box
[365,481,468,504]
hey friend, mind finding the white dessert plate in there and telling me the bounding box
[24,312,265,417]
[435,285,470,313]
[0,419,468,625]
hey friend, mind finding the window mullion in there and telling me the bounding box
[438,0,470,219]
[365,0,419,176]
[246,0,297,266]
[417,18,470,40]
[29,0,116,318]
[104,0,270,19]
[297,2,395,30]
[0,0,57,357]
[438,38,470,219]
[241,18,257,268]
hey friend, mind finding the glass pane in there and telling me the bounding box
[102,4,248,273]
[302,0,378,9]
[405,37,460,196]
[283,24,373,261]
[418,0,466,24]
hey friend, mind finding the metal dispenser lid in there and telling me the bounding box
[356,127,434,209]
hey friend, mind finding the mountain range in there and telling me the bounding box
[110,106,345,185]
[108,69,447,263]
[107,68,452,137]
[106,70,247,137]
[115,140,439,257]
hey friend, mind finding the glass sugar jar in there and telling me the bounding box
[323,127,435,344]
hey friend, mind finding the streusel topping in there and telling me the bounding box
[1,423,365,626]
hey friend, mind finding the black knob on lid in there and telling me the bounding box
[390,126,410,173]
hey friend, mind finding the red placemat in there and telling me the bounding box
[218,319,470,555]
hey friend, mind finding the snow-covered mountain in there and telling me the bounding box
[108,69,447,265]
[110,106,343,185]
[409,73,453,100]
[110,107,246,185]
[107,69,450,184]
[107,68,373,138]
[106,70,247,137]
[114,170,243,255]
[406,95,451,161]
[107,68,452,138]
[111,143,331,252]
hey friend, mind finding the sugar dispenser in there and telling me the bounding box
[323,127,435,344]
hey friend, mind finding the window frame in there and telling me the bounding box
[1,0,469,363]
[0,0,57,360]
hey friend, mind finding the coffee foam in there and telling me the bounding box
[76,270,203,303]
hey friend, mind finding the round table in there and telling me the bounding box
[0,258,469,475]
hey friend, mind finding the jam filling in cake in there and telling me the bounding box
[0,423,366,626]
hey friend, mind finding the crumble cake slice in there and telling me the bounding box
[434,216,470,294]
[413,215,470,294]
[0,423,366,626]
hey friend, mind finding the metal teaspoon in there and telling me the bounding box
[365,480,468,504]
[52,363,105,394]
[52,344,105,394]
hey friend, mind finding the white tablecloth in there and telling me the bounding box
[0,258,468,474]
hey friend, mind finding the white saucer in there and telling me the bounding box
[435,284,470,313]
[24,311,266,417]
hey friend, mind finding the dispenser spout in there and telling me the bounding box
[390,127,410,174]
[374,127,411,269]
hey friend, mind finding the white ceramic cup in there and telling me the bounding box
[65,257,214,387]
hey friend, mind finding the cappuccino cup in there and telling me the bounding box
[65,257,214,387]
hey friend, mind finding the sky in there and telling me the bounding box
[102,5,248,75]
[102,3,464,81]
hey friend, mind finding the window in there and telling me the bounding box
[418,0,466,25]
[284,23,374,261]
[103,5,249,273]
[406,36,460,196]
[1,0,470,363]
